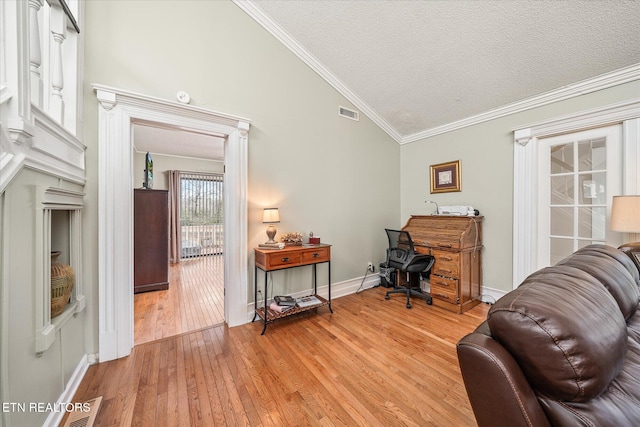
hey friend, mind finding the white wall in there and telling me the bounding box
[400,80,640,294]
[80,0,639,348]
[81,0,400,351]
[1,168,86,426]
[132,152,224,191]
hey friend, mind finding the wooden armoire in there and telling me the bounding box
[134,189,169,293]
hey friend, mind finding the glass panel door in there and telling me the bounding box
[180,172,224,259]
[538,126,622,267]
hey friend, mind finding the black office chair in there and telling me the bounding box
[384,229,434,309]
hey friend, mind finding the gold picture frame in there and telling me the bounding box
[430,160,461,193]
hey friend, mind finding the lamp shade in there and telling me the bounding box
[611,196,640,233]
[262,208,280,224]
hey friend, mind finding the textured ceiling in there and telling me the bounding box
[133,124,225,161]
[138,1,640,157]
[247,0,640,140]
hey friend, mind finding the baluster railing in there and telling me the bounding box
[29,0,44,108]
[49,2,66,125]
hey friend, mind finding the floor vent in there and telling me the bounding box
[339,106,359,121]
[62,396,102,427]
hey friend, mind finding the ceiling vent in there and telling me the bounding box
[339,106,359,121]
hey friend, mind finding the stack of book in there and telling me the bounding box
[295,295,321,308]
[259,242,285,249]
[270,295,296,313]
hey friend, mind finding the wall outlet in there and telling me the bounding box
[367,262,374,272]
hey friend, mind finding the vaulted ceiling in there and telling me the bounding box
[137,1,640,157]
[241,0,640,143]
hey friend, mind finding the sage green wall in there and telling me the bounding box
[132,152,224,191]
[400,80,640,294]
[2,168,86,426]
[82,0,399,348]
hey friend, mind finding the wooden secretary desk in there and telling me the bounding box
[400,215,483,313]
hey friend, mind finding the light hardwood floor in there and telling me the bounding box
[73,287,489,426]
[134,255,225,345]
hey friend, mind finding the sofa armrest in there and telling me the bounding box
[457,333,551,427]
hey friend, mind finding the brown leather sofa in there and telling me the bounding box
[457,244,640,427]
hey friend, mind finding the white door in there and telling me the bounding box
[538,125,623,268]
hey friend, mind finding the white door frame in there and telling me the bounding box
[537,125,623,267]
[513,99,640,287]
[94,85,250,362]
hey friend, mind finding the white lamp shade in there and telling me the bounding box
[262,208,280,223]
[611,196,640,232]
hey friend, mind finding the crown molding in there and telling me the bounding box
[232,0,403,143]
[401,63,640,144]
[233,2,639,146]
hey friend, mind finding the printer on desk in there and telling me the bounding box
[425,200,480,216]
[439,205,477,216]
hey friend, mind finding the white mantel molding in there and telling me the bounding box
[94,84,251,362]
[7,118,35,145]
[34,186,85,356]
[1,109,86,193]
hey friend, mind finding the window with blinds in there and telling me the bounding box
[179,172,224,259]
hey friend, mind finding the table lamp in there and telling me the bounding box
[611,195,640,243]
[262,208,280,244]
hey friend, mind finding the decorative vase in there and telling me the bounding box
[50,251,74,318]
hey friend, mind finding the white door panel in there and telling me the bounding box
[538,125,623,269]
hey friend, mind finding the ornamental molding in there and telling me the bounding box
[513,98,640,142]
[94,84,251,362]
[232,0,640,145]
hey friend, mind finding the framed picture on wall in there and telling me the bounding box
[143,152,153,189]
[430,160,461,193]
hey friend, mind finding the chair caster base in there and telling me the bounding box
[385,295,390,300]
[406,303,412,309]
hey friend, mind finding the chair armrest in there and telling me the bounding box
[457,333,551,427]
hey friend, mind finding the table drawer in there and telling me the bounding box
[302,247,330,263]
[430,275,458,304]
[269,253,302,268]
[432,250,460,278]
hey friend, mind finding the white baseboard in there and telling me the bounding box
[323,273,381,299]
[246,273,381,322]
[479,285,507,305]
[86,352,99,365]
[245,274,508,322]
[42,354,90,427]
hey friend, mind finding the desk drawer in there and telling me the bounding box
[414,245,430,255]
[430,275,458,304]
[302,247,330,263]
[432,250,460,278]
[270,253,302,268]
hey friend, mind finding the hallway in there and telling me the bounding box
[134,255,224,345]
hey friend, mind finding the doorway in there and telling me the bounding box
[95,85,250,362]
[537,126,622,267]
[512,101,639,287]
[132,149,226,345]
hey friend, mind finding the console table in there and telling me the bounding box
[253,244,332,334]
[401,215,483,313]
